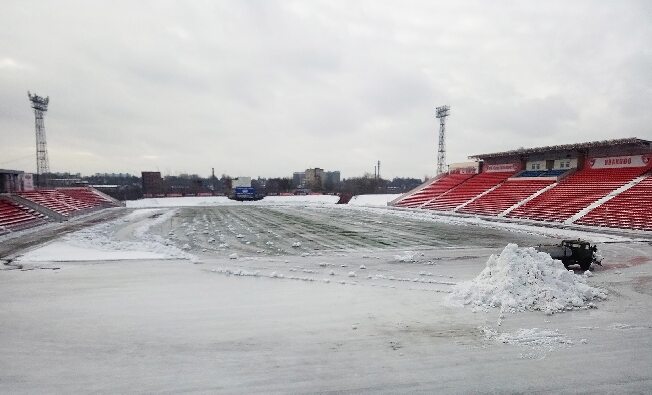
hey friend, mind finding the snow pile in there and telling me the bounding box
[449,244,607,314]
[394,251,418,262]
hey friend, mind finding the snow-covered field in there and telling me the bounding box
[348,193,401,206]
[2,197,652,393]
[126,194,340,208]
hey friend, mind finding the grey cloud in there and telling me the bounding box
[1,0,650,178]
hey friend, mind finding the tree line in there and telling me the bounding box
[45,172,423,199]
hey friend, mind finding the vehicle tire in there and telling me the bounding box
[580,261,592,271]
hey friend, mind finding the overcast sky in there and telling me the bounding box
[1,1,650,179]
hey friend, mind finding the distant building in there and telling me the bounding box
[94,172,130,178]
[304,168,324,190]
[292,172,305,188]
[232,177,252,188]
[297,168,341,191]
[0,169,31,193]
[141,171,163,196]
[52,172,82,178]
[324,171,341,185]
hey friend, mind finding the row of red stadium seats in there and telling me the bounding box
[0,199,47,230]
[0,187,120,233]
[17,188,111,216]
[393,165,652,231]
[507,166,650,222]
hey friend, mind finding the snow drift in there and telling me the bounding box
[449,244,607,314]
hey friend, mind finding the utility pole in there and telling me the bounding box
[211,167,217,195]
[435,105,450,176]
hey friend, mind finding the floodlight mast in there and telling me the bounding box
[28,91,50,187]
[435,105,450,175]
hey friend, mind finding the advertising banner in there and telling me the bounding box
[449,162,479,175]
[485,163,519,173]
[588,155,650,169]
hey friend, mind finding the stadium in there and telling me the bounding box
[1,2,652,391]
[2,137,650,235]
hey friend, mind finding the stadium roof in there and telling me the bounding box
[0,169,24,174]
[469,137,651,160]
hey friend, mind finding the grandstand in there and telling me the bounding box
[391,137,652,232]
[0,186,123,234]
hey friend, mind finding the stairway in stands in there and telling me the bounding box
[421,171,515,211]
[507,167,650,222]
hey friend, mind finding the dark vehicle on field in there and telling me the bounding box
[229,187,265,202]
[535,239,602,271]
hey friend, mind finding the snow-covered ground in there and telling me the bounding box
[17,208,196,262]
[126,194,339,208]
[126,195,232,207]
[2,200,652,392]
[348,193,401,206]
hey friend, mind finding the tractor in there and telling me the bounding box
[535,239,602,271]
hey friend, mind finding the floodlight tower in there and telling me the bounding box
[435,105,450,175]
[28,91,50,187]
